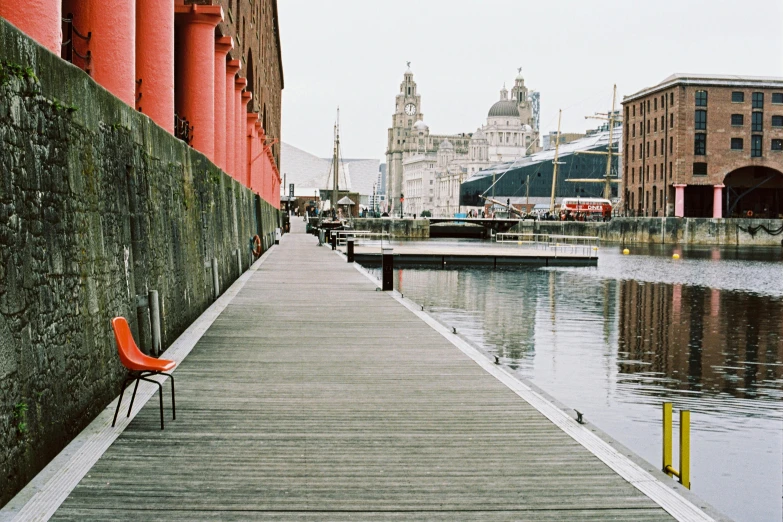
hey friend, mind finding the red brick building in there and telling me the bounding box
[622,74,783,218]
[0,0,283,207]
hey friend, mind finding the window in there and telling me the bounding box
[631,167,635,183]
[731,92,744,103]
[647,141,650,157]
[670,136,673,153]
[661,138,664,154]
[772,115,783,127]
[694,133,706,155]
[633,105,636,117]
[661,115,665,128]
[670,113,674,128]
[632,144,635,160]
[647,100,651,112]
[670,92,674,105]
[693,162,708,176]
[695,90,707,107]
[752,92,763,109]
[751,112,763,132]
[731,138,744,150]
[751,135,762,157]
[772,139,783,151]
[632,124,635,138]
[647,120,650,133]
[654,141,657,156]
[731,114,744,126]
[695,110,707,130]
[653,164,657,180]
[773,93,783,104]
[654,119,657,132]
[654,98,658,111]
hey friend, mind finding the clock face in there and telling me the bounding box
[404,103,417,116]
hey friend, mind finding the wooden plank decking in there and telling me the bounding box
[50,220,679,521]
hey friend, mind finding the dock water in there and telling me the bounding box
[30,220,712,520]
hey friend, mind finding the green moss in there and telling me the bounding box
[13,402,28,436]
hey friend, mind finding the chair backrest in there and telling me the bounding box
[111,317,146,369]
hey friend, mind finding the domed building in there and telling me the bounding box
[386,66,540,216]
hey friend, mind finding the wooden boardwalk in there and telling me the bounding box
[48,220,693,521]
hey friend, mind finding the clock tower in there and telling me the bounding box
[386,64,423,212]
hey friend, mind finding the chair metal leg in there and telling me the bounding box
[112,376,133,427]
[140,377,164,430]
[127,377,141,417]
[162,372,176,420]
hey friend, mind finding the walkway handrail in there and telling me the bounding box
[335,230,390,246]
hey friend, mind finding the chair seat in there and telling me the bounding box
[125,357,176,373]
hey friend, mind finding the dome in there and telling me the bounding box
[522,124,533,132]
[516,72,525,81]
[439,139,454,150]
[488,100,520,117]
[472,128,486,140]
[413,120,428,131]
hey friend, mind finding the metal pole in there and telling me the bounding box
[382,247,393,291]
[148,290,161,356]
[330,231,337,250]
[347,238,354,262]
[680,410,690,489]
[662,402,673,477]
[236,248,242,275]
[211,258,219,299]
[526,174,530,211]
[605,85,617,200]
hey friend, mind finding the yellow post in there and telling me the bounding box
[680,410,690,489]
[663,402,673,477]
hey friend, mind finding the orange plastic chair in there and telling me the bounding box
[111,317,176,429]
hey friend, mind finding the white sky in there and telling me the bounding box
[277,0,783,163]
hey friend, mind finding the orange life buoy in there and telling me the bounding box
[252,235,262,257]
[746,210,753,218]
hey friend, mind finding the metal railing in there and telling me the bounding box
[334,230,390,246]
[495,232,600,257]
[61,13,91,73]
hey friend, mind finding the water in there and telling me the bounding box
[370,242,783,521]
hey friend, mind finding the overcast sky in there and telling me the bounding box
[277,0,783,163]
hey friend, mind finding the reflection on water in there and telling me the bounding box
[371,245,783,521]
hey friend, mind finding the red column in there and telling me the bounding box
[136,0,174,132]
[174,4,222,160]
[247,113,259,190]
[86,0,136,106]
[213,36,232,171]
[712,184,724,219]
[234,79,248,184]
[225,60,241,178]
[255,122,264,197]
[240,90,253,187]
[0,0,62,54]
[673,184,686,218]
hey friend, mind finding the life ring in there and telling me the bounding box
[252,235,262,257]
[746,210,753,218]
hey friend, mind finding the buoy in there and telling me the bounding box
[672,253,680,260]
[592,246,598,251]
[622,248,630,255]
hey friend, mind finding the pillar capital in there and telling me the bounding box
[242,91,253,104]
[672,183,687,188]
[215,35,233,54]
[235,77,248,91]
[713,183,725,189]
[227,59,241,76]
[175,4,223,26]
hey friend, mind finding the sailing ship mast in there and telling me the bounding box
[549,109,563,212]
[571,84,622,199]
[331,107,340,214]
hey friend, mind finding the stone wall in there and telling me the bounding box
[0,20,279,506]
[510,218,783,246]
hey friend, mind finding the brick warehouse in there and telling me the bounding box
[0,0,284,206]
[622,74,783,218]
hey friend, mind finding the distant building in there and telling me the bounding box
[622,74,783,218]
[543,132,585,150]
[460,127,622,211]
[385,66,540,215]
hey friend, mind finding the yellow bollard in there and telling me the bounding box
[663,402,673,477]
[622,248,630,255]
[680,410,690,489]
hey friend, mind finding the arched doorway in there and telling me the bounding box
[723,166,783,218]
